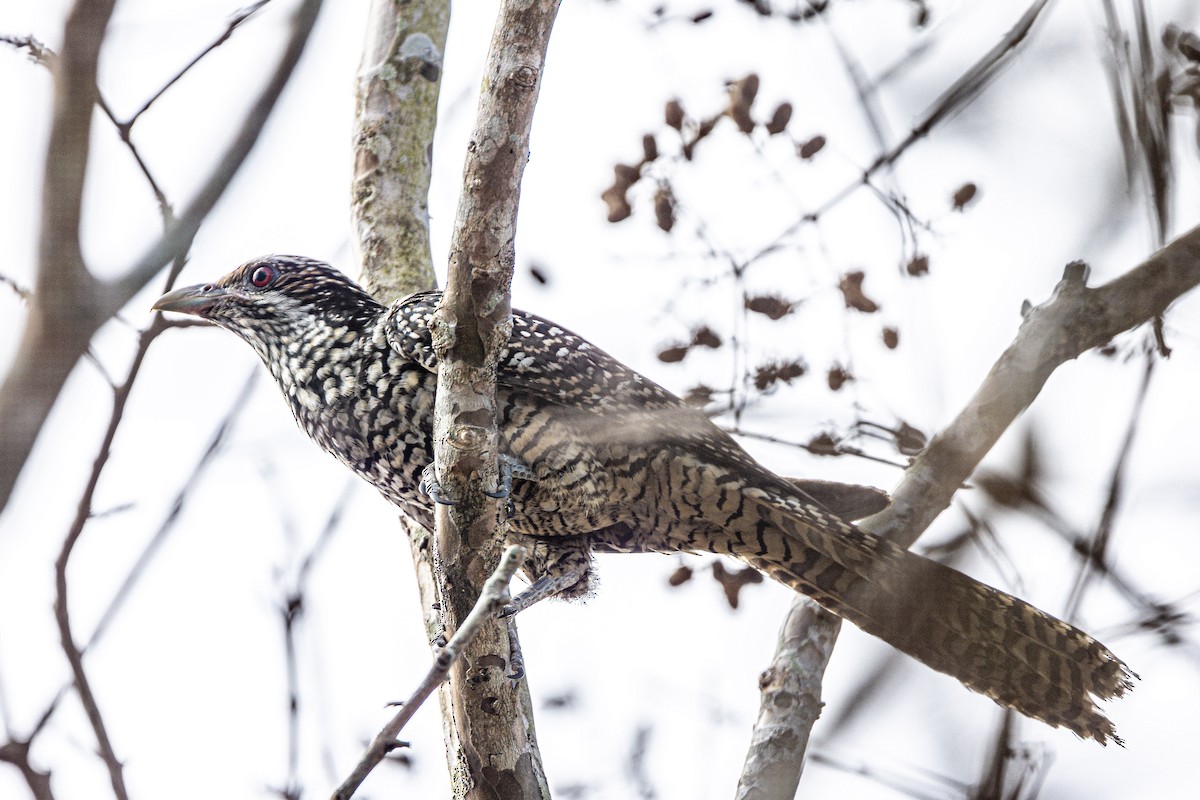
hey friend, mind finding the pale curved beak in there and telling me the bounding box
[152,283,231,316]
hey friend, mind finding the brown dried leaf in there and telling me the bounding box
[882,326,899,349]
[684,385,715,407]
[838,271,879,313]
[906,255,929,277]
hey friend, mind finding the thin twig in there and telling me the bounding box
[123,1,272,127]
[53,328,168,800]
[278,479,356,798]
[753,0,1056,256]
[1062,353,1155,620]
[0,0,325,519]
[330,545,526,800]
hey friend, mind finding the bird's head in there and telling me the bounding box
[153,255,385,359]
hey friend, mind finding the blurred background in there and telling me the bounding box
[2,0,1199,797]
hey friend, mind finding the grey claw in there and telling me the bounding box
[418,464,455,505]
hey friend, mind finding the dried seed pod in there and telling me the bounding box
[838,271,879,313]
[745,294,794,320]
[827,365,852,391]
[806,431,840,456]
[665,98,685,130]
[657,343,689,363]
[753,359,806,390]
[952,182,978,211]
[613,163,641,188]
[765,102,793,135]
[727,73,760,134]
[601,185,632,223]
[895,421,927,455]
[654,187,675,232]
[668,564,694,586]
[798,134,826,159]
[690,326,722,348]
[906,255,929,276]
[641,133,658,162]
[712,560,763,609]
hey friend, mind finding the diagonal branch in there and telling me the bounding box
[737,223,1200,794]
[330,545,526,800]
[0,0,324,517]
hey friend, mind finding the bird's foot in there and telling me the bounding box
[484,455,535,499]
[504,612,526,680]
[418,464,455,505]
[420,457,532,505]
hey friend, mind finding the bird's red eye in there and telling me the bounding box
[250,266,275,288]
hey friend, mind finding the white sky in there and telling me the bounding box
[2,0,1200,798]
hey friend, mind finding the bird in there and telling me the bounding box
[153,255,1134,744]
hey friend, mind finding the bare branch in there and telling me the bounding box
[739,223,1200,789]
[735,600,838,799]
[352,0,448,302]
[428,2,560,797]
[108,0,324,308]
[0,739,55,800]
[868,229,1200,547]
[330,545,526,800]
[0,0,324,517]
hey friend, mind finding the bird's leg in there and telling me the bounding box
[502,569,590,617]
[500,534,595,617]
[499,535,593,680]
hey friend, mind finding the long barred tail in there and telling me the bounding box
[730,489,1135,743]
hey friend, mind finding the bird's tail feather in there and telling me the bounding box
[726,487,1134,743]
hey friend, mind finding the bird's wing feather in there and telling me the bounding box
[386,290,681,411]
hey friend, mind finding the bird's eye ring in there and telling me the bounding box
[250,265,275,288]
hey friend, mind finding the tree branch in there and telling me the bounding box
[737,223,1200,792]
[330,545,526,800]
[0,0,324,517]
[429,2,560,797]
[351,0,447,303]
